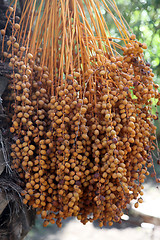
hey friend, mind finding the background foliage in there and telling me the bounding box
[100,0,160,83]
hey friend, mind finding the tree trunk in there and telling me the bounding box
[0,1,36,239]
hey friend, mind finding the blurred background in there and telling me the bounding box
[23,0,160,239]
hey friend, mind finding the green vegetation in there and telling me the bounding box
[108,0,160,83]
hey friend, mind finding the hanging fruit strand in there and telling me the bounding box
[1,0,160,228]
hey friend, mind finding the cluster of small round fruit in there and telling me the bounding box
[1,4,160,228]
[1,32,159,227]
